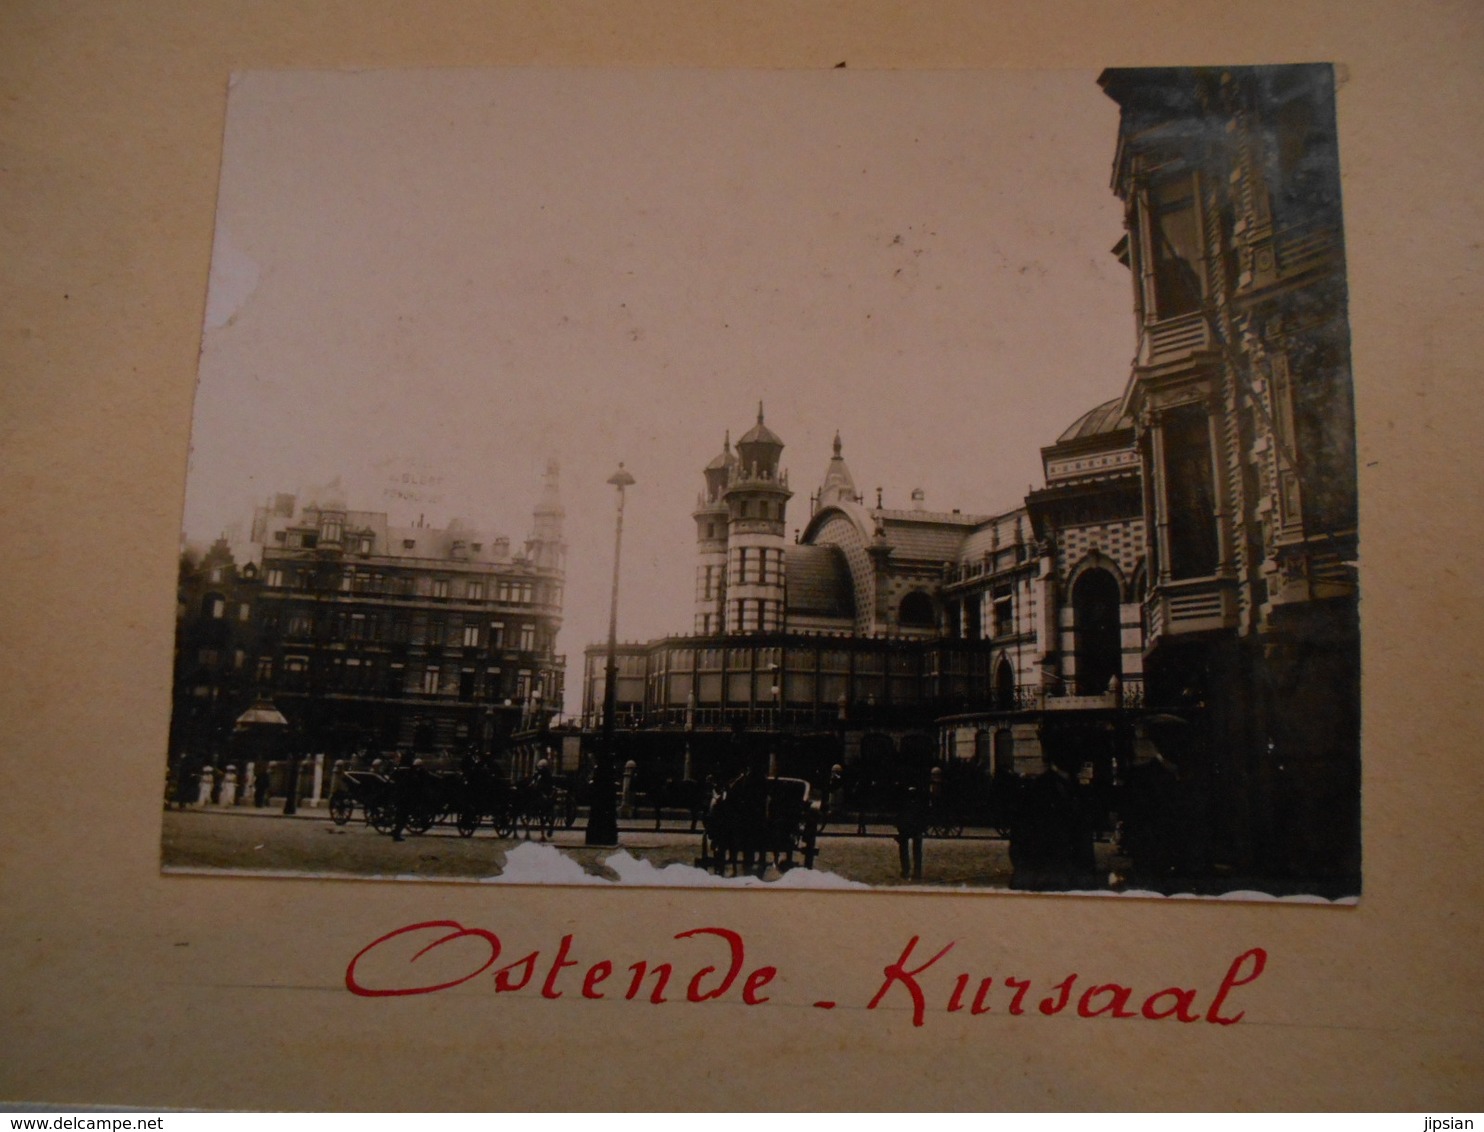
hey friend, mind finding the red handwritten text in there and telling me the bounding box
[345,921,1268,1028]
[867,936,1268,1027]
[346,920,775,1005]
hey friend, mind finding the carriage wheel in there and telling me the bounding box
[369,802,396,835]
[408,808,435,836]
[456,810,480,838]
[329,791,353,826]
[493,811,517,839]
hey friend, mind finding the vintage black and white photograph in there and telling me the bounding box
[163,65,1359,899]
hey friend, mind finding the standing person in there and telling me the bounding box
[1009,749,1099,891]
[253,763,271,808]
[173,755,196,810]
[1119,741,1182,891]
[894,784,928,881]
[390,754,426,842]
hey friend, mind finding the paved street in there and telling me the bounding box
[160,806,1120,890]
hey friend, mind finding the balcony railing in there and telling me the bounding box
[1141,312,1214,368]
[1144,577,1237,641]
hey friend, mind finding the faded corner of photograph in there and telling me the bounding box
[160,63,1359,900]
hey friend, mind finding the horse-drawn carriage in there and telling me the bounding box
[455,771,577,840]
[696,774,821,877]
[328,765,576,839]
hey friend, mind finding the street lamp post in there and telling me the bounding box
[586,462,635,846]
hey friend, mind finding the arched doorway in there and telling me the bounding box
[994,657,1016,710]
[1072,568,1122,695]
[898,590,935,629]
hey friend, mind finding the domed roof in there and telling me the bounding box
[738,402,783,449]
[785,544,855,618]
[705,431,737,472]
[1057,397,1133,443]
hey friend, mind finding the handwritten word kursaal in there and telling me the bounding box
[345,920,1268,1027]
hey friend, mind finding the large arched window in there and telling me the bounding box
[994,657,1016,710]
[898,590,935,629]
[1072,568,1122,695]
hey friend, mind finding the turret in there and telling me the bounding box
[692,434,734,635]
[525,459,566,573]
[723,403,791,633]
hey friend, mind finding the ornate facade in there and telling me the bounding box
[170,465,568,787]
[580,66,1358,894]
[583,406,1147,794]
[1100,64,1359,887]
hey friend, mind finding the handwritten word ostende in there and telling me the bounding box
[346,921,775,1004]
[344,921,1268,1027]
[867,936,1269,1027]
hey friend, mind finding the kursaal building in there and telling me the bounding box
[582,65,1359,897]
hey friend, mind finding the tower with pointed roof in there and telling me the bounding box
[525,458,566,573]
[722,403,791,633]
[692,433,735,634]
[814,430,860,512]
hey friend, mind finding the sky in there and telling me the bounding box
[182,67,1135,715]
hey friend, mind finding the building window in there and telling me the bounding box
[256,657,273,682]
[266,568,284,588]
[899,591,935,628]
[422,668,440,695]
[403,538,416,550]
[463,624,480,648]
[432,579,449,599]
[283,656,308,687]
[1072,568,1122,695]
[490,621,504,648]
[519,623,535,651]
[1162,403,1220,579]
[466,580,484,601]
[348,613,368,641]
[992,593,1013,638]
[761,548,783,585]
[427,619,444,646]
[1147,174,1204,319]
[203,594,225,620]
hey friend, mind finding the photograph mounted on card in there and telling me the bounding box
[163,66,1359,901]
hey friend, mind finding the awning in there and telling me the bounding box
[235,699,289,730]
